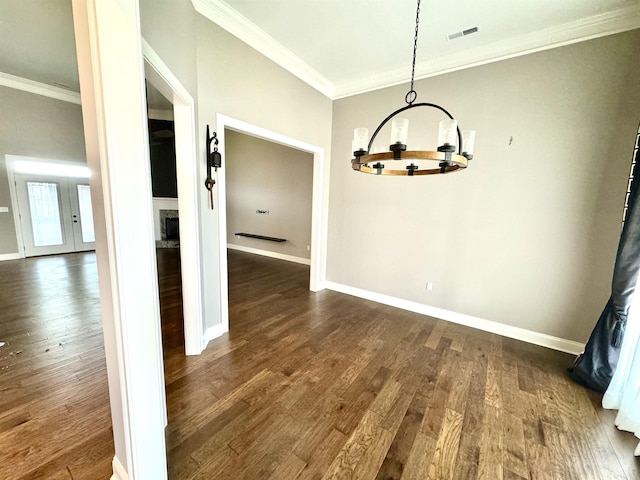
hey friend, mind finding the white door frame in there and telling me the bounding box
[5,155,93,258]
[72,0,168,477]
[142,40,204,357]
[216,114,328,333]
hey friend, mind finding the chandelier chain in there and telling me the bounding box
[406,0,421,105]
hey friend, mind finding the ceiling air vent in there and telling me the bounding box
[446,26,479,41]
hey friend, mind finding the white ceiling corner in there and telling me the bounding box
[193,0,640,100]
[334,4,640,99]
[191,0,335,98]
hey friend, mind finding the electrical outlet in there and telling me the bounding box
[426,282,433,291]
[306,245,310,251]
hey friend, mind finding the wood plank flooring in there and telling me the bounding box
[1,249,639,479]
[0,253,113,480]
[164,249,640,479]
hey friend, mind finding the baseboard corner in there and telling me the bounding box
[202,323,227,350]
[111,456,128,480]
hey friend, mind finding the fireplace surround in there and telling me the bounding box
[157,209,179,248]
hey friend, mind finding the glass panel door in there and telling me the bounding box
[15,174,75,257]
[69,181,96,251]
[76,185,95,243]
[26,181,65,247]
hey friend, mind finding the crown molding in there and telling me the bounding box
[192,1,639,101]
[333,5,640,99]
[0,71,81,104]
[191,0,335,99]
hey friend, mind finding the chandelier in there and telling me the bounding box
[351,0,476,176]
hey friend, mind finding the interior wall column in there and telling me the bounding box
[71,0,167,478]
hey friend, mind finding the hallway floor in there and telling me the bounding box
[1,249,638,478]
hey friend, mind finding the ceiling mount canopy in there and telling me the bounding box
[351,0,476,176]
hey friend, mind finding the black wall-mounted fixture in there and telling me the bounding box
[205,125,222,209]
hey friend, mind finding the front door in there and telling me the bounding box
[14,174,95,257]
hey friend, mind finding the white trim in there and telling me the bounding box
[228,243,311,266]
[0,72,81,104]
[5,156,26,258]
[190,1,639,101]
[203,323,226,349]
[110,456,128,480]
[334,5,640,98]
[5,155,96,259]
[191,0,334,98]
[72,0,168,478]
[0,253,21,261]
[143,39,205,358]
[324,281,585,356]
[214,114,329,345]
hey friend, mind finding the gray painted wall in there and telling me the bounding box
[6,0,636,345]
[328,29,640,343]
[0,86,86,254]
[226,129,313,260]
[140,4,335,330]
[140,0,198,100]
[195,19,333,329]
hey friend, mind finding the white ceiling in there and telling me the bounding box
[194,0,640,98]
[0,0,638,102]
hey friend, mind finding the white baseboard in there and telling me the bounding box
[203,323,227,350]
[111,456,128,480]
[227,243,311,265]
[0,253,22,261]
[323,281,585,356]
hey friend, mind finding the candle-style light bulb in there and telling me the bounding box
[390,118,409,146]
[462,130,476,159]
[353,127,369,153]
[438,119,458,151]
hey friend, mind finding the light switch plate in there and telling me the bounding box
[0,207,9,213]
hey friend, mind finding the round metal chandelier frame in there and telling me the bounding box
[350,0,475,177]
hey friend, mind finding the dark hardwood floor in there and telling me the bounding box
[164,249,640,480]
[1,249,638,479]
[0,252,113,480]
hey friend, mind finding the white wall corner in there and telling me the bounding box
[111,456,128,480]
[323,281,585,356]
[0,71,81,104]
[203,323,227,351]
[191,0,334,98]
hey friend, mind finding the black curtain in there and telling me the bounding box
[569,126,640,392]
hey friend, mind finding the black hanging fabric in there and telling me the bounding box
[569,125,640,392]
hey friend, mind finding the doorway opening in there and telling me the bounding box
[215,114,328,334]
[7,156,96,257]
[143,42,204,357]
[225,129,314,266]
